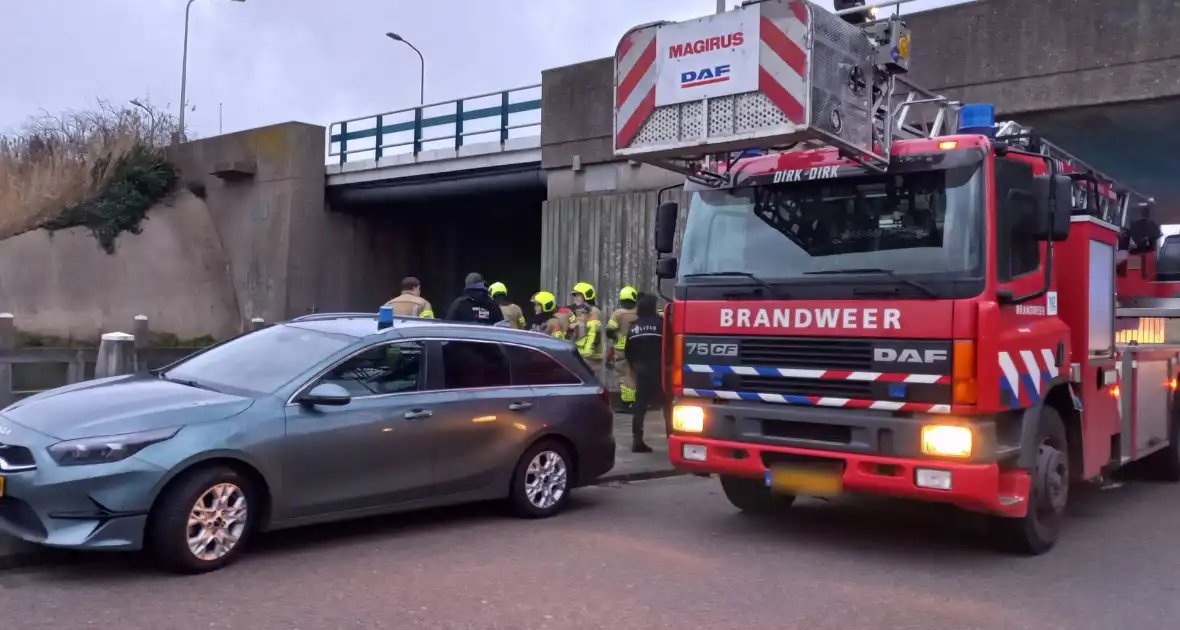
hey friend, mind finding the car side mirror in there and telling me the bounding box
[1033,174,1072,241]
[655,257,678,279]
[300,383,352,407]
[654,201,679,254]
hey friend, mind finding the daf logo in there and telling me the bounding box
[874,348,948,364]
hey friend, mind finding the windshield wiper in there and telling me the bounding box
[803,268,938,298]
[158,372,216,392]
[681,271,786,297]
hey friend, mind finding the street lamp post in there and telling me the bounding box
[179,0,245,142]
[385,32,425,105]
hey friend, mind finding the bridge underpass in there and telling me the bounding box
[308,0,1180,316]
[1013,97,1180,223]
[324,86,547,311]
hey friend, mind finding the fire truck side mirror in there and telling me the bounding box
[655,257,678,280]
[654,201,680,254]
[1034,174,1072,242]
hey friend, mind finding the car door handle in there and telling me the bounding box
[508,401,533,411]
[404,409,432,420]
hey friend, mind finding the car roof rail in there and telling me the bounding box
[288,312,377,322]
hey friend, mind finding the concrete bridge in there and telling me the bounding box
[35,0,1176,334]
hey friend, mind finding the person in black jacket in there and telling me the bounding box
[444,272,505,326]
[625,293,669,453]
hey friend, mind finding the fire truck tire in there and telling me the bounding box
[990,406,1068,555]
[1144,398,1180,482]
[720,475,795,515]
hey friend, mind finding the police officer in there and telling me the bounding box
[569,282,604,375]
[384,276,434,318]
[529,291,569,339]
[625,293,669,453]
[606,285,640,408]
[444,272,505,325]
[489,282,526,329]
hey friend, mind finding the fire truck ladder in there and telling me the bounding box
[888,75,961,142]
[994,121,1155,227]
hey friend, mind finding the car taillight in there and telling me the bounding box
[597,387,610,406]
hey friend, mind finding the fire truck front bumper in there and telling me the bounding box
[668,401,1031,518]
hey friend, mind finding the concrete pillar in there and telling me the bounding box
[0,313,13,408]
[133,315,150,351]
[95,332,136,379]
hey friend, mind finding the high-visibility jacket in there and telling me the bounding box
[500,303,526,329]
[385,293,434,318]
[570,305,603,360]
[606,307,639,351]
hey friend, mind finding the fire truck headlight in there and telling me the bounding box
[672,405,705,433]
[920,425,972,458]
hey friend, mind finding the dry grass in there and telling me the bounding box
[0,100,179,240]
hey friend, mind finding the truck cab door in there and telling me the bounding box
[991,157,1068,410]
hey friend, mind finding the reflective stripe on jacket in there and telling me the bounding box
[386,293,434,318]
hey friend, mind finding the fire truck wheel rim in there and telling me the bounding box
[1037,442,1069,515]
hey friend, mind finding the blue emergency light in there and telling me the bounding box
[729,148,763,160]
[958,103,996,137]
[377,305,394,330]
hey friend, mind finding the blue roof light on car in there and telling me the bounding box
[377,306,394,330]
[958,103,996,138]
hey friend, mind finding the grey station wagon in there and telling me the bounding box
[0,314,616,573]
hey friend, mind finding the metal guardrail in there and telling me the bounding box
[328,84,542,165]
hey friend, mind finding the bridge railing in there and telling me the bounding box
[328,84,542,165]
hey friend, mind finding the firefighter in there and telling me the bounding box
[606,285,640,408]
[384,276,434,318]
[529,291,568,339]
[489,282,526,329]
[569,282,604,375]
[444,272,505,325]
[626,292,669,453]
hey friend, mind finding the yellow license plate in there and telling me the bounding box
[0,475,5,498]
[766,464,843,497]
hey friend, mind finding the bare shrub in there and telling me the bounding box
[0,100,179,241]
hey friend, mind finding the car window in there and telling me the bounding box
[441,341,511,389]
[164,324,356,395]
[319,341,424,397]
[505,345,581,386]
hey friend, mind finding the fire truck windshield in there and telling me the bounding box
[678,163,985,290]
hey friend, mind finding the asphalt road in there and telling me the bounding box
[3,474,1180,630]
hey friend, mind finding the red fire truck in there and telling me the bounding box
[615,0,1179,553]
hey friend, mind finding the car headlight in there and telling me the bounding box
[47,427,181,467]
[920,424,972,458]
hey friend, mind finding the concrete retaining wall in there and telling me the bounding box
[0,191,241,340]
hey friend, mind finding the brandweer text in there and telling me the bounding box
[720,307,902,329]
[669,32,745,59]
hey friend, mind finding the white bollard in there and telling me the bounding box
[95,332,136,379]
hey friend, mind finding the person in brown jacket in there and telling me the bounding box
[384,277,434,318]
[489,282,526,329]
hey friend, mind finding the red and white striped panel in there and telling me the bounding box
[614,26,658,151]
[757,0,809,124]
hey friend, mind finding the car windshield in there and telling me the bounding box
[679,162,985,280]
[163,324,356,395]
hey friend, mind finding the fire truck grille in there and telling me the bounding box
[738,337,874,370]
[738,375,870,398]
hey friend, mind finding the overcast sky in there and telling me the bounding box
[0,0,965,138]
